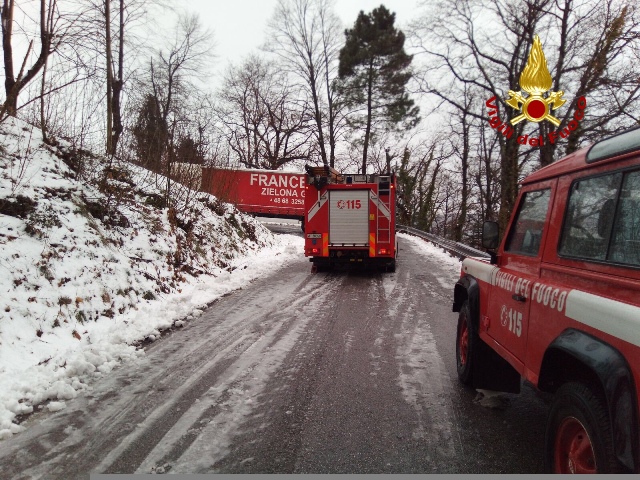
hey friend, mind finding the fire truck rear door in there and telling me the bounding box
[329,190,369,245]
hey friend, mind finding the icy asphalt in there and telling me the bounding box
[0,235,548,476]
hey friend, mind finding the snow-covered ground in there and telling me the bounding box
[0,115,470,450]
[0,117,303,440]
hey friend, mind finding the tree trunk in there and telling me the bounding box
[498,139,520,235]
[105,0,114,154]
[1,0,16,116]
[40,53,48,142]
[454,119,469,242]
[322,26,337,169]
[308,63,328,166]
[109,0,125,154]
[362,61,374,175]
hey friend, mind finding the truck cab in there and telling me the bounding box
[453,127,640,473]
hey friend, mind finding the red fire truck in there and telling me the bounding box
[304,165,398,271]
[201,167,305,220]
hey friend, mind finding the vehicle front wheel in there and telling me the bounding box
[456,301,477,385]
[545,382,621,473]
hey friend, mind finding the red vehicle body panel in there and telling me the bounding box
[457,129,640,471]
[465,147,640,388]
[201,168,305,218]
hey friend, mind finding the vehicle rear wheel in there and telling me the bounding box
[456,301,476,385]
[312,262,330,273]
[545,382,621,473]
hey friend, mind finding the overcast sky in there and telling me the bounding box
[179,0,421,79]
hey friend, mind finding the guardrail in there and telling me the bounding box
[397,224,490,260]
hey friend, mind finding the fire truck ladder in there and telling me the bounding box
[375,176,392,244]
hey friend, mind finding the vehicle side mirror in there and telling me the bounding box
[482,221,500,250]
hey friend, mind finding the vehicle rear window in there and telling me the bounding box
[559,173,622,261]
[610,171,640,265]
[559,169,640,266]
[505,189,551,256]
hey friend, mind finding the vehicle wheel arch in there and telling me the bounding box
[453,275,479,321]
[539,328,638,472]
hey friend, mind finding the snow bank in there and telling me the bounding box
[0,117,303,439]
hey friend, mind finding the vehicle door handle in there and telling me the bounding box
[512,294,527,303]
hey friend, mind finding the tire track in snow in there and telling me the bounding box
[208,242,462,474]
[384,237,462,471]
[133,271,345,474]
[1,234,548,475]
[0,259,341,479]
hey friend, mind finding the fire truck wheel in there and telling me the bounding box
[545,382,621,473]
[456,301,476,385]
[388,260,396,273]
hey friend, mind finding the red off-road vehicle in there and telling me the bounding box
[453,127,640,473]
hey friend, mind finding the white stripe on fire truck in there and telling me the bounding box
[370,192,391,219]
[461,258,498,285]
[462,259,640,348]
[307,191,328,222]
[565,290,640,348]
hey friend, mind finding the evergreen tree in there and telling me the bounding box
[131,94,168,173]
[337,5,419,174]
[174,136,205,165]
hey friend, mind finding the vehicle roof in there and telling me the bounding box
[522,127,640,185]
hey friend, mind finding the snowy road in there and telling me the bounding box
[0,235,548,476]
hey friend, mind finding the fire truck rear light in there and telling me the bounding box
[379,248,387,255]
[311,248,319,254]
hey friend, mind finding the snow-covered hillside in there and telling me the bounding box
[0,118,302,440]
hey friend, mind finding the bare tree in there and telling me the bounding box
[539,1,640,163]
[216,55,313,170]
[475,120,501,224]
[13,0,151,155]
[452,110,471,242]
[412,0,545,233]
[97,0,162,155]
[265,0,343,167]
[396,141,448,232]
[412,0,640,234]
[138,13,213,202]
[1,0,69,119]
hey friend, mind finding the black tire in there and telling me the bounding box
[387,260,396,273]
[545,382,621,473]
[456,301,477,385]
[313,263,330,273]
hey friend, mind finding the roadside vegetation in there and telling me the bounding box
[2,0,638,245]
